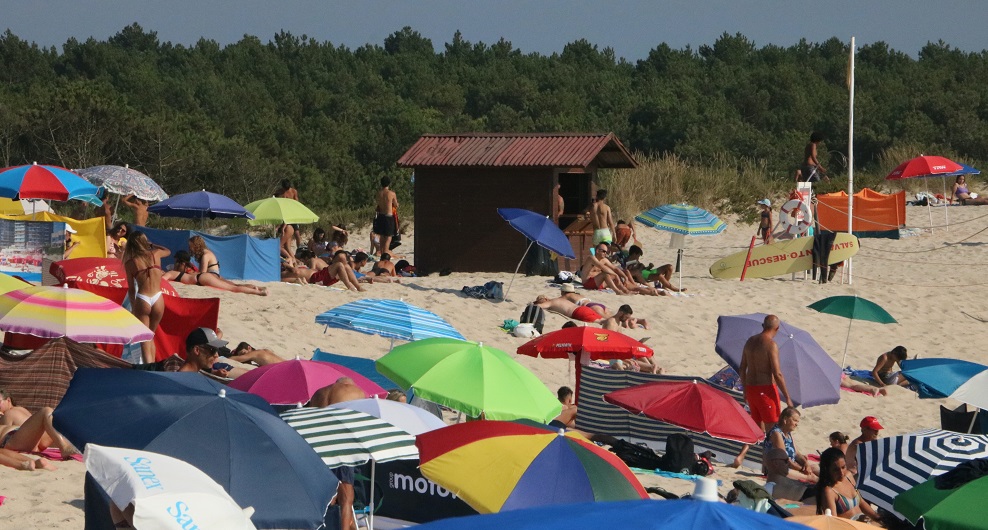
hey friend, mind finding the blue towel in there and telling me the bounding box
[629,468,722,485]
[843,367,876,381]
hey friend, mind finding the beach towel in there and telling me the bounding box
[461,281,503,300]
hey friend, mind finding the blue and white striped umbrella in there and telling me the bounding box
[635,203,726,236]
[902,358,988,411]
[857,428,988,517]
[315,298,465,343]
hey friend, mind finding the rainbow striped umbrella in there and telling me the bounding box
[416,421,647,514]
[0,164,102,202]
[0,285,154,344]
[635,203,725,236]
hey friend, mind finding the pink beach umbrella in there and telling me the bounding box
[228,358,387,405]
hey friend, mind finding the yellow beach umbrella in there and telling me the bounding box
[0,272,30,295]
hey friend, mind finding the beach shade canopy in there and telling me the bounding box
[315,298,465,343]
[885,155,964,180]
[77,165,168,201]
[604,380,764,444]
[53,369,338,530]
[51,257,180,295]
[330,397,447,435]
[0,163,102,202]
[517,325,653,361]
[715,313,842,407]
[377,338,562,422]
[807,295,896,369]
[228,358,387,405]
[901,358,988,411]
[0,285,154,344]
[788,515,876,529]
[85,444,258,530]
[0,272,30,295]
[148,190,254,220]
[413,498,805,530]
[0,197,51,215]
[856,427,988,517]
[944,163,981,178]
[416,421,647,514]
[894,459,988,530]
[497,208,575,302]
[635,203,726,236]
[244,197,319,226]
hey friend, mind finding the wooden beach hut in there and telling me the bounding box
[397,133,638,274]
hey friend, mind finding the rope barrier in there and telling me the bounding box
[813,197,988,230]
[849,273,988,289]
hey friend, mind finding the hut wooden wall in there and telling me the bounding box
[414,168,554,273]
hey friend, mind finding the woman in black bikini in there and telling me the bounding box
[164,251,267,296]
[188,235,222,276]
[123,232,170,363]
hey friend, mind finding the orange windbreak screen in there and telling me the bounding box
[816,189,905,232]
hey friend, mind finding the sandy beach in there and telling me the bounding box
[2,203,985,527]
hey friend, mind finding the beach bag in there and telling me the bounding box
[512,323,539,338]
[609,439,664,470]
[658,433,697,474]
[519,303,546,334]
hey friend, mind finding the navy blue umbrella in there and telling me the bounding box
[148,190,254,220]
[53,369,337,530]
[497,208,575,301]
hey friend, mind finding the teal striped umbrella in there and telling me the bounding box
[280,406,419,529]
[635,203,726,236]
[315,298,464,348]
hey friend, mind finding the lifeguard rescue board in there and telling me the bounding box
[708,233,859,279]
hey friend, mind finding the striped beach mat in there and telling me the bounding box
[575,367,763,467]
[857,428,988,517]
[280,407,419,467]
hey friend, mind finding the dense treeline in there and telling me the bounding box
[1,24,986,219]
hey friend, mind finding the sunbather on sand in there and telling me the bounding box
[352,252,400,284]
[228,342,285,366]
[0,447,56,471]
[610,357,663,374]
[558,284,610,317]
[840,374,887,396]
[164,251,268,296]
[0,389,80,460]
[533,294,604,323]
[579,242,629,293]
[600,304,649,330]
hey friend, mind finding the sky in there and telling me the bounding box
[4,0,987,60]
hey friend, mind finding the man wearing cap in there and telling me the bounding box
[181,327,231,378]
[846,416,883,474]
[756,199,773,244]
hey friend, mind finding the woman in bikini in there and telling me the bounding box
[164,251,267,296]
[952,175,988,205]
[189,235,222,276]
[816,447,881,522]
[123,232,170,363]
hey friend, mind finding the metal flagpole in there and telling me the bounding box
[847,36,855,285]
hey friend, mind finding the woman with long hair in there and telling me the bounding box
[816,447,881,522]
[164,251,267,296]
[123,231,170,363]
[188,235,221,276]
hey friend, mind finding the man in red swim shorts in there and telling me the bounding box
[533,295,603,324]
[732,314,794,468]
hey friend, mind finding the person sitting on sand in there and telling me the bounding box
[558,283,611,317]
[554,387,578,428]
[815,447,881,522]
[288,250,364,291]
[372,253,397,276]
[533,294,603,323]
[763,447,815,502]
[189,235,223,277]
[649,264,687,293]
[764,407,818,480]
[180,327,234,378]
[828,431,850,455]
[351,252,400,284]
[953,175,988,205]
[0,388,80,460]
[845,416,882,475]
[600,304,649,330]
[579,242,628,293]
[871,346,911,388]
[227,342,285,366]
[164,251,268,296]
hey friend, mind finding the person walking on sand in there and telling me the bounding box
[801,132,830,183]
[732,314,794,468]
[590,189,616,246]
[372,177,399,258]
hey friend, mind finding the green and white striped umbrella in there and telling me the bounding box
[279,406,418,467]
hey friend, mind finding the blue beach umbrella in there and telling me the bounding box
[497,208,575,301]
[414,499,805,530]
[53,369,338,530]
[148,190,254,220]
[636,203,725,289]
[0,163,102,203]
[315,298,464,349]
[902,358,988,414]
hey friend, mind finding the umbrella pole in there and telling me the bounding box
[678,249,683,291]
[943,177,950,231]
[927,180,934,231]
[967,408,981,434]
[502,240,535,302]
[369,460,376,530]
[839,318,854,369]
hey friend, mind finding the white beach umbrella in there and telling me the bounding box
[85,444,257,530]
[330,396,448,436]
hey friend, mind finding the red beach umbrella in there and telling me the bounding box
[604,380,764,444]
[885,155,964,180]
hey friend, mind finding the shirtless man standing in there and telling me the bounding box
[591,189,616,246]
[533,295,603,323]
[122,194,149,226]
[554,181,565,222]
[732,314,794,468]
[579,242,628,293]
[372,177,399,258]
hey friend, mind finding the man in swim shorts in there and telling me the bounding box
[372,176,399,258]
[533,295,603,323]
[591,189,615,245]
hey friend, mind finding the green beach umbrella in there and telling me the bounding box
[376,338,562,422]
[894,472,988,530]
[243,197,319,226]
[807,295,896,369]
